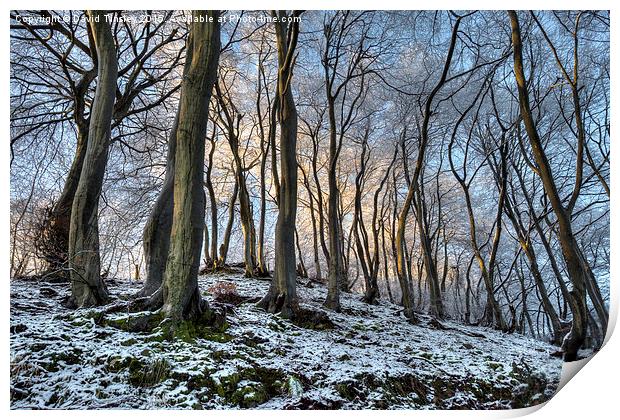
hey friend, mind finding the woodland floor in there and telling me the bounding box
[10,268,563,409]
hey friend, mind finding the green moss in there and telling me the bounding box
[202,330,233,343]
[268,321,284,332]
[104,311,166,333]
[352,323,367,331]
[381,374,428,404]
[335,383,352,400]
[106,355,135,373]
[155,310,230,343]
[207,365,286,407]
[128,358,171,387]
[230,381,269,408]
[335,380,370,402]
[487,361,503,371]
[43,348,81,370]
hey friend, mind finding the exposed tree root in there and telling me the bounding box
[426,317,486,339]
[394,308,420,325]
[257,290,298,319]
[323,295,341,313]
[361,293,379,306]
[65,285,227,341]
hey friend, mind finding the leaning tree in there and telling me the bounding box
[66,10,118,307]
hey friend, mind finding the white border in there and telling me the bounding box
[3,2,617,419]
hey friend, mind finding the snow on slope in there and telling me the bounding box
[10,271,563,409]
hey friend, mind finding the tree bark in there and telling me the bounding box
[216,83,258,277]
[395,17,462,321]
[67,10,117,308]
[324,95,343,311]
[38,62,96,274]
[300,164,322,280]
[509,10,595,361]
[161,10,220,323]
[138,112,178,297]
[205,131,219,265]
[218,176,238,267]
[258,11,301,318]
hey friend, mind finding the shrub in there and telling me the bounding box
[208,281,243,305]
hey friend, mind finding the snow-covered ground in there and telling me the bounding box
[10,270,563,409]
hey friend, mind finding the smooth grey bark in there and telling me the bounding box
[139,17,200,297]
[67,10,117,308]
[295,228,308,278]
[324,93,344,310]
[306,119,331,269]
[161,10,220,323]
[138,112,178,298]
[203,220,210,263]
[256,53,272,277]
[258,11,301,318]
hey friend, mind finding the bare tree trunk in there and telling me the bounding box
[258,11,301,318]
[139,13,204,297]
[464,255,475,324]
[324,95,343,311]
[503,187,563,344]
[67,10,117,308]
[310,131,330,267]
[413,190,444,318]
[300,164,322,280]
[257,150,269,276]
[256,50,272,277]
[396,17,463,321]
[509,10,594,361]
[205,130,219,265]
[203,212,211,265]
[295,228,308,278]
[218,176,238,267]
[269,93,281,205]
[42,124,89,273]
[216,82,258,277]
[39,64,95,275]
[138,112,178,297]
[161,10,220,324]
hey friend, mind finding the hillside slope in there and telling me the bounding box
[10,270,563,409]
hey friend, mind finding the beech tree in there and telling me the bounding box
[258,11,302,317]
[67,10,118,307]
[10,11,184,276]
[395,15,464,321]
[508,10,605,361]
[10,10,609,360]
[159,10,221,325]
